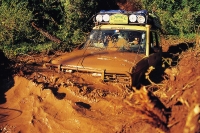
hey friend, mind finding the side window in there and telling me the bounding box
[154,32,160,47]
[150,31,159,47]
[150,31,160,53]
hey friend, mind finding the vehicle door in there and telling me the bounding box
[148,31,162,67]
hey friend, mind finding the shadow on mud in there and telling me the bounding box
[0,107,22,123]
[75,102,91,109]
[137,42,195,128]
[164,42,194,66]
[140,42,195,118]
[0,50,15,104]
[45,87,66,100]
[141,42,194,85]
[167,42,194,54]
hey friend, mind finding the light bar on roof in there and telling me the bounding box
[95,10,147,24]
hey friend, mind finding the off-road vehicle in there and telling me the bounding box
[45,10,162,87]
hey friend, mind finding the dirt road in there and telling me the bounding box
[0,42,199,133]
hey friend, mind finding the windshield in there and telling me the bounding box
[84,29,146,53]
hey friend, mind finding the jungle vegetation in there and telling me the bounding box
[0,0,200,57]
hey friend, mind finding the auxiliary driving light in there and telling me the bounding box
[137,15,146,23]
[129,14,137,22]
[96,15,103,22]
[103,14,110,22]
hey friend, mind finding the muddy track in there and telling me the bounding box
[10,58,169,132]
[1,42,199,133]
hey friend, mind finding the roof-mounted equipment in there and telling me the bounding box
[94,10,161,30]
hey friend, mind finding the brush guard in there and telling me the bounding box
[44,63,133,87]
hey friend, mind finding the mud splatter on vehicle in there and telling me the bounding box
[45,10,162,88]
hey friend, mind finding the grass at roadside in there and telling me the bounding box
[0,42,54,59]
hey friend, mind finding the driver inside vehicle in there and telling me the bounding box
[105,30,130,48]
[86,30,146,53]
[132,38,139,45]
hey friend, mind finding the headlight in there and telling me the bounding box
[96,15,103,22]
[129,14,137,22]
[137,15,146,23]
[103,14,110,22]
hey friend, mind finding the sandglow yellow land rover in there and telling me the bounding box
[45,10,162,87]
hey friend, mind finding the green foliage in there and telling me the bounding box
[1,0,200,58]
[0,0,33,45]
[59,0,98,46]
[0,42,53,58]
[141,0,200,36]
[28,0,64,43]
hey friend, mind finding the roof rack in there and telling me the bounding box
[94,10,161,30]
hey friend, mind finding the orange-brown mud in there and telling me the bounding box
[0,41,199,133]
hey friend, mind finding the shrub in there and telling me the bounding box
[0,0,33,45]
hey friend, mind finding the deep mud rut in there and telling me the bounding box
[0,42,200,133]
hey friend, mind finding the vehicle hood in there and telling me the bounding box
[51,49,145,73]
